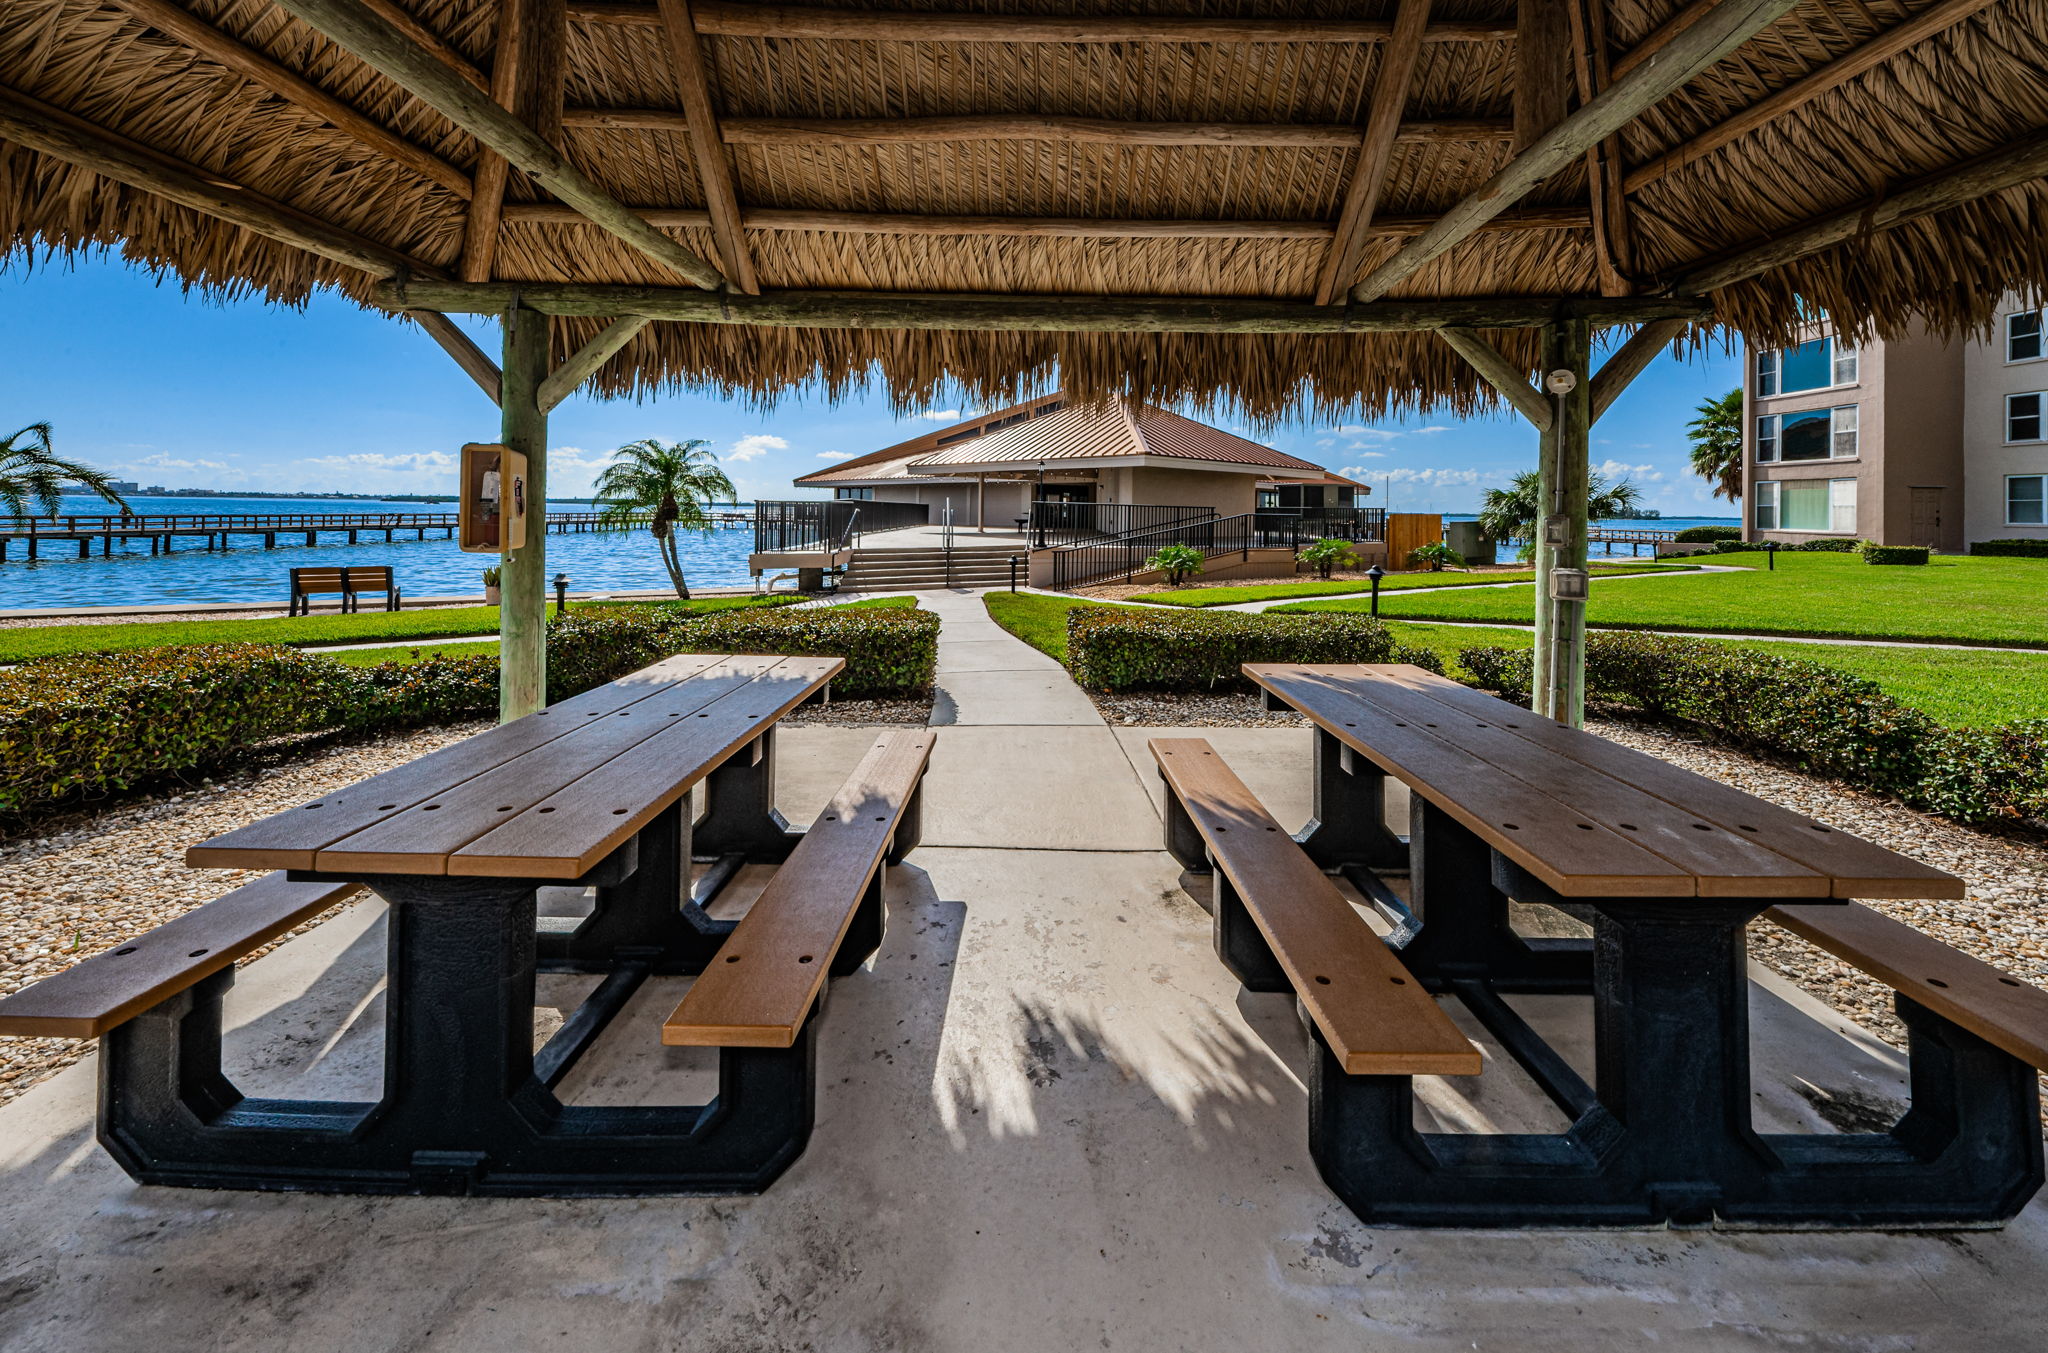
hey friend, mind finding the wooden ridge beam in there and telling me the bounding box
[538,316,653,411]
[405,310,503,402]
[378,278,1712,332]
[569,1,1516,43]
[1436,328,1552,429]
[1569,0,1633,295]
[566,110,1516,147]
[463,0,534,282]
[1623,0,2002,193]
[654,0,758,292]
[0,82,441,280]
[497,203,1592,238]
[1589,317,1689,421]
[272,0,728,289]
[1671,124,2048,295]
[106,0,471,198]
[1314,0,1432,306]
[1348,0,1801,303]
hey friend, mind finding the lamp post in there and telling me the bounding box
[1766,540,1779,571]
[552,571,568,616]
[1367,564,1386,618]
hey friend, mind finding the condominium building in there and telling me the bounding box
[1742,297,2048,549]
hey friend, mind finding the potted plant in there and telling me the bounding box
[482,564,501,605]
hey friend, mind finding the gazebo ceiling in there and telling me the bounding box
[3,0,2048,419]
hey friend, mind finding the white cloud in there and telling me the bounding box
[816,450,855,461]
[1594,458,1665,484]
[1381,467,1483,487]
[1411,426,1453,436]
[126,452,229,473]
[725,434,789,462]
[917,409,962,421]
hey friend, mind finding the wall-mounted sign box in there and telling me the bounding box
[458,443,527,553]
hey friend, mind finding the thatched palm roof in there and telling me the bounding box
[4,0,2047,420]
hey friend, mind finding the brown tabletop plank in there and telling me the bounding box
[187,653,728,871]
[1244,665,1693,897]
[664,729,934,1048]
[452,656,843,878]
[1151,739,1481,1076]
[1363,665,1963,901]
[308,656,804,877]
[1277,667,1830,898]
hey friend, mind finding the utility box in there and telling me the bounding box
[1444,519,1489,564]
[459,443,528,553]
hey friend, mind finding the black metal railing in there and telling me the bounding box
[752,499,928,553]
[1047,513,1252,590]
[1253,505,1388,542]
[1026,500,1218,548]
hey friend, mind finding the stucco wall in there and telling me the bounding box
[1962,293,2048,544]
[1122,466,1259,516]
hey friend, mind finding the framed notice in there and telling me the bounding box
[458,443,528,553]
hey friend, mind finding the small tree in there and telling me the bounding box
[1477,470,1645,562]
[1299,537,1359,580]
[1405,541,1463,572]
[0,423,130,518]
[593,437,736,599]
[1686,389,1744,502]
[1146,543,1205,587]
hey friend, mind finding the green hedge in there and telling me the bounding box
[1861,543,1929,566]
[1970,539,2048,558]
[1673,525,1743,543]
[1066,608,1442,692]
[0,606,938,822]
[1457,632,2046,823]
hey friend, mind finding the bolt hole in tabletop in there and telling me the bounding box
[0,653,935,1197]
[1155,662,2048,1229]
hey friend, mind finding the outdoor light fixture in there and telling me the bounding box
[553,572,568,616]
[1542,514,1573,548]
[1367,563,1386,617]
[1549,567,1590,602]
[1767,540,1780,571]
[1543,369,1579,396]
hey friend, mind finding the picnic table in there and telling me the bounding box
[1155,662,2047,1229]
[0,652,935,1197]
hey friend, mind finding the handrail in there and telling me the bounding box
[1047,504,1387,589]
[1027,500,1219,548]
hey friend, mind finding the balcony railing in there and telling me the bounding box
[1026,500,1218,547]
[753,499,929,553]
[1046,505,1389,589]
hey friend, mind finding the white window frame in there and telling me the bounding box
[2006,392,2045,444]
[1829,478,1858,534]
[2005,309,2045,364]
[1753,480,1779,531]
[1754,334,1859,398]
[1756,405,1858,463]
[2008,474,2047,527]
[1755,478,1858,534]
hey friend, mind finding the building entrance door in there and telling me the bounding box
[1908,487,1944,549]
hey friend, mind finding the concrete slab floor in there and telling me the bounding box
[930,670,1104,727]
[913,725,1163,852]
[935,640,1065,674]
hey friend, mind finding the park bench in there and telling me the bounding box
[287,565,401,615]
[3,652,948,1198]
[343,565,401,612]
[1235,660,2040,1229]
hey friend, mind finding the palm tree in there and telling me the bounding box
[1,423,130,518]
[592,437,736,599]
[1686,389,1744,502]
[1477,470,1645,560]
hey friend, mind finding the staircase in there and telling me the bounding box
[839,542,1019,591]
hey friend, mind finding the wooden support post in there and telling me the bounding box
[1536,319,1593,728]
[499,306,550,721]
[405,309,503,402]
[1436,329,1551,430]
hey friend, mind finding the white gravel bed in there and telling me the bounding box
[785,697,934,726]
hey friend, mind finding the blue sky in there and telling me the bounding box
[3,253,1743,516]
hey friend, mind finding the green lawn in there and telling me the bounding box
[1276,552,2048,648]
[982,592,1129,662]
[0,594,796,663]
[1126,561,1689,608]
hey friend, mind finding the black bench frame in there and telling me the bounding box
[287,566,402,617]
[98,723,924,1197]
[1181,724,2043,1229]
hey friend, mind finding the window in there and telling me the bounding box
[1755,335,1857,397]
[2007,392,2044,443]
[2007,309,2044,363]
[1756,478,1857,533]
[833,487,874,501]
[1756,406,1857,462]
[2010,475,2046,525]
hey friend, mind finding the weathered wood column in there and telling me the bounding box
[499,304,550,721]
[1546,318,1593,727]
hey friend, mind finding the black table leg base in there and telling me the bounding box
[96,965,821,1197]
[695,726,803,863]
[1296,730,1407,872]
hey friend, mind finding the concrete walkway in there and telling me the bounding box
[3,589,2047,1350]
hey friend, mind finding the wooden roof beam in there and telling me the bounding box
[1568,0,1634,296]
[1589,318,1690,421]
[463,0,552,283]
[405,310,503,402]
[106,0,471,198]
[1609,0,1722,79]
[1348,0,1801,303]
[498,204,1593,238]
[538,317,653,411]
[1436,328,1552,430]
[566,110,1515,147]
[378,279,1711,332]
[1313,0,1432,306]
[356,0,489,91]
[653,0,758,292]
[0,82,441,280]
[1624,0,2002,193]
[272,0,729,290]
[569,1,1516,44]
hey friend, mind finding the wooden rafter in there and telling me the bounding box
[1435,328,1552,430]
[462,0,531,283]
[1609,0,1722,79]
[1623,0,2002,193]
[272,0,728,290]
[405,310,503,402]
[537,317,653,411]
[497,203,1593,238]
[1312,0,1432,306]
[565,110,1515,147]
[1568,0,1632,295]
[105,0,471,198]
[1513,0,1573,155]
[1348,0,1802,304]
[379,279,1710,331]
[1589,319,1690,421]
[357,0,488,91]
[0,82,441,279]
[567,1,1516,44]
[653,0,758,293]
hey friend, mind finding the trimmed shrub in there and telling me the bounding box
[1794,537,1861,552]
[658,606,939,699]
[1067,608,1406,692]
[0,645,358,817]
[1673,525,1742,543]
[1861,543,1929,566]
[1970,539,2048,558]
[1918,721,2048,824]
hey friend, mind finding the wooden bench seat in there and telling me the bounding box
[1768,901,2048,1070]
[344,565,401,612]
[0,873,363,1039]
[287,566,350,616]
[664,729,934,1048]
[1151,737,1480,1077]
